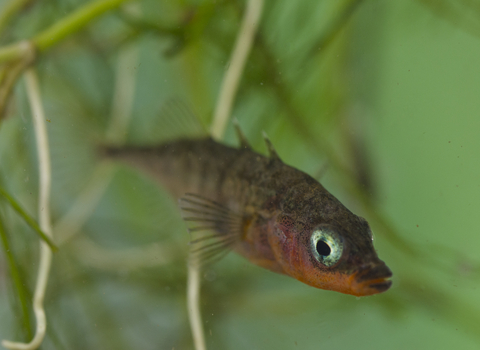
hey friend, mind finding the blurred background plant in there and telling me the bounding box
[0,0,480,349]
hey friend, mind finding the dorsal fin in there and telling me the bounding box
[262,131,281,161]
[147,99,208,144]
[233,118,251,149]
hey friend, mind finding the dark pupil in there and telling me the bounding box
[316,240,331,256]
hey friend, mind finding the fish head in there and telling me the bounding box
[270,210,392,297]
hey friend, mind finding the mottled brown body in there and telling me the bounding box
[107,137,392,296]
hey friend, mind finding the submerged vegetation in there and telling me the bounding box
[0,0,480,349]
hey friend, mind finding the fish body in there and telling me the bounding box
[107,137,392,296]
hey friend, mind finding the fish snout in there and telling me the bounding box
[354,261,392,295]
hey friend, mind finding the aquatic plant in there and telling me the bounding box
[0,1,479,349]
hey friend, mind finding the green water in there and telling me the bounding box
[0,1,479,349]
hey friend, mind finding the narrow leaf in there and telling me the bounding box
[0,187,58,251]
[0,217,33,339]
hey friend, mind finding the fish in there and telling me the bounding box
[105,119,392,297]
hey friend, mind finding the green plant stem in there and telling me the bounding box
[0,0,135,63]
[0,0,33,37]
[0,218,33,340]
[0,187,58,251]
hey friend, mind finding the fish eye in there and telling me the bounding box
[310,228,343,267]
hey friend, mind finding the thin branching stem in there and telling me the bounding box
[0,0,32,37]
[72,235,176,271]
[54,15,139,244]
[53,162,114,246]
[54,11,153,280]
[187,262,206,350]
[210,0,264,140]
[2,69,52,350]
[188,1,264,350]
[0,0,135,63]
[105,40,139,144]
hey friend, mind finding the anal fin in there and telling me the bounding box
[179,193,245,266]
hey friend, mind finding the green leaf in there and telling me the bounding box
[0,216,33,340]
[0,187,58,252]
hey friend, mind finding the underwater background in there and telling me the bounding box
[0,0,479,349]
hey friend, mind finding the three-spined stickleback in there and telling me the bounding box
[106,129,392,297]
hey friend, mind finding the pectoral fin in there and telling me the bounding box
[179,193,244,266]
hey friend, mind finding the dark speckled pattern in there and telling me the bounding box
[106,137,392,296]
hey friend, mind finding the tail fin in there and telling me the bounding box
[52,98,207,197]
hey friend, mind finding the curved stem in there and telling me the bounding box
[187,262,206,350]
[2,68,52,350]
[210,0,264,140]
[105,41,139,144]
[188,1,264,350]
[55,22,139,245]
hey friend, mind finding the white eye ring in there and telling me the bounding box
[310,227,344,267]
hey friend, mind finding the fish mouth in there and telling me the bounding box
[364,277,392,293]
[354,262,393,296]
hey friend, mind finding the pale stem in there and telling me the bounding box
[189,1,264,350]
[55,11,139,245]
[105,42,139,144]
[53,162,115,246]
[2,69,53,350]
[53,7,170,276]
[73,235,176,271]
[210,0,264,140]
[187,261,206,350]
